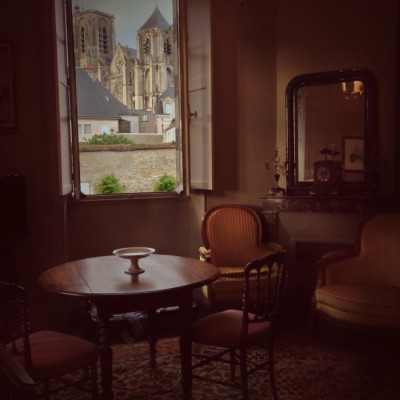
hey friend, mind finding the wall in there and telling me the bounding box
[0,1,68,327]
[276,0,397,194]
[274,0,397,257]
[80,148,176,193]
[78,117,119,135]
[206,0,278,211]
[206,0,397,246]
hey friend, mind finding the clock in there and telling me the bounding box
[311,160,342,195]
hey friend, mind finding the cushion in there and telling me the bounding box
[190,309,271,348]
[8,330,98,379]
[204,267,279,303]
[315,283,400,329]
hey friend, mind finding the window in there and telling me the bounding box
[144,38,151,55]
[64,0,188,198]
[56,0,212,198]
[80,182,90,195]
[80,27,85,52]
[101,125,110,134]
[164,38,171,55]
[102,28,109,53]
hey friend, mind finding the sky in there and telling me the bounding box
[74,0,173,49]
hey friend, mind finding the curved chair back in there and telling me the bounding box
[359,213,400,286]
[242,252,286,328]
[201,204,263,267]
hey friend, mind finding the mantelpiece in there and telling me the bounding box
[261,194,393,242]
[261,194,395,311]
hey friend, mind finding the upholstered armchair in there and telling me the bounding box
[314,213,400,333]
[199,204,286,311]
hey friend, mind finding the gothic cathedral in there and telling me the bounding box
[72,5,174,113]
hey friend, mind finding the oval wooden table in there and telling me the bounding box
[38,254,218,400]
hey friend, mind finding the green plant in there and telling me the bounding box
[86,133,134,145]
[153,173,176,192]
[94,173,125,194]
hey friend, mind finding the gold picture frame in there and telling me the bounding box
[0,41,17,132]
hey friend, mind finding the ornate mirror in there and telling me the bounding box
[286,68,379,195]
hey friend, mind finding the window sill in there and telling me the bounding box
[67,191,190,207]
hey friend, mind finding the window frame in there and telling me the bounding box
[64,0,191,202]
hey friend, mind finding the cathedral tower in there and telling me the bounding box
[72,6,116,80]
[134,6,174,111]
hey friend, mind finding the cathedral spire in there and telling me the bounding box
[138,5,170,31]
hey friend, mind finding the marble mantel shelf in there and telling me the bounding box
[260,194,395,242]
[260,194,389,215]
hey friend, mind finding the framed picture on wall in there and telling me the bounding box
[343,136,364,172]
[0,41,17,132]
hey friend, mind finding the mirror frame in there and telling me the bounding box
[286,68,379,196]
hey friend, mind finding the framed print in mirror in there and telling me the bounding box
[343,136,364,172]
[0,41,17,132]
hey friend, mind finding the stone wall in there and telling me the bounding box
[80,147,177,193]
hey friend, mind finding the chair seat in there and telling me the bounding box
[191,309,272,348]
[205,268,278,304]
[8,330,98,380]
[315,283,400,329]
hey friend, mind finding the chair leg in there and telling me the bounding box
[267,339,278,400]
[43,379,50,400]
[239,347,248,400]
[229,349,236,382]
[91,363,99,400]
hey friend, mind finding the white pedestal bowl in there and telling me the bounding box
[113,247,155,275]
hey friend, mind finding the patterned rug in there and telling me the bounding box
[51,326,400,400]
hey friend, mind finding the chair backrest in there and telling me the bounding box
[0,281,32,373]
[201,204,264,267]
[359,213,400,286]
[242,252,286,329]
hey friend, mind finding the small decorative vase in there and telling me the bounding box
[269,174,285,196]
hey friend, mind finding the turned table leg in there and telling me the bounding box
[96,305,114,400]
[147,308,157,367]
[179,303,192,400]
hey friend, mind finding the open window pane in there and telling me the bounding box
[68,0,183,195]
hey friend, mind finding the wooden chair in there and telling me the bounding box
[0,281,99,399]
[199,204,285,311]
[314,213,400,335]
[0,341,37,400]
[189,252,286,400]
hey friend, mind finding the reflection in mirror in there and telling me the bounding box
[286,69,379,195]
[297,82,364,182]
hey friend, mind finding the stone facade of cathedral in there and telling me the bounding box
[72,5,174,113]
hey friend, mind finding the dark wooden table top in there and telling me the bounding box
[38,254,218,298]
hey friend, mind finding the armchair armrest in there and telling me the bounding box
[199,246,211,262]
[257,242,287,259]
[316,250,360,288]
